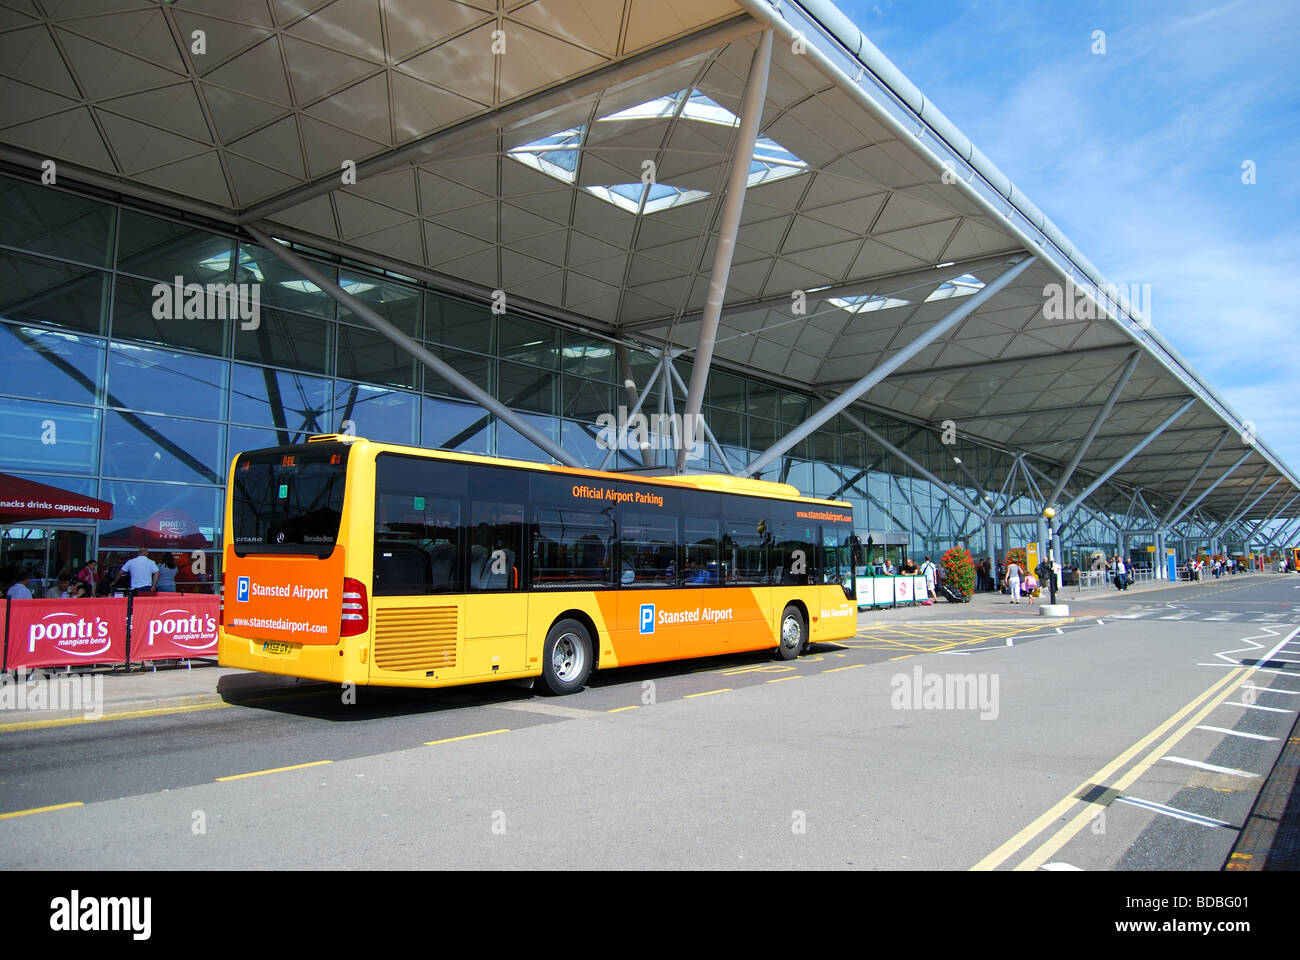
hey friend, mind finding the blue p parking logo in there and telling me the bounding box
[639,603,655,634]
[237,576,250,603]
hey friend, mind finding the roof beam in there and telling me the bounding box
[1060,399,1196,517]
[819,344,1137,389]
[246,225,583,469]
[740,255,1035,478]
[1046,350,1141,508]
[237,16,763,225]
[1163,451,1253,529]
[618,253,1015,333]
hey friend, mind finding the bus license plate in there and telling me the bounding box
[262,641,294,656]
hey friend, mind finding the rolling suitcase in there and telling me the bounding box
[936,582,968,603]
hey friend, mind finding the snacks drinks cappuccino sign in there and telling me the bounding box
[5,598,128,670]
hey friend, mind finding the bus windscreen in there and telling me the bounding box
[231,445,349,557]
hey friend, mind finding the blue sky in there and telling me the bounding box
[832,0,1300,477]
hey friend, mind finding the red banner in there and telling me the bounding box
[4,598,128,670]
[130,595,219,661]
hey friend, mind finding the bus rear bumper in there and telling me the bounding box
[218,630,349,684]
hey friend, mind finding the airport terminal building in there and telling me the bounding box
[1,0,1295,591]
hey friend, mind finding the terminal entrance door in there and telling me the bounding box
[0,524,94,596]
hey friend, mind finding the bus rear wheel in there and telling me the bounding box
[776,605,805,660]
[539,619,593,695]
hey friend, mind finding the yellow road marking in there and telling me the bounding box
[0,699,231,733]
[424,728,509,746]
[684,688,731,698]
[889,655,914,661]
[217,759,333,782]
[1013,666,1252,871]
[824,664,865,673]
[719,663,796,677]
[766,675,804,683]
[971,666,1246,871]
[607,705,640,713]
[0,801,84,820]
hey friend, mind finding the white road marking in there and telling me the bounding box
[1115,796,1231,828]
[1195,725,1279,742]
[1162,756,1260,778]
[1040,862,1083,871]
[1222,701,1294,713]
[1158,614,1189,620]
[1204,613,1239,621]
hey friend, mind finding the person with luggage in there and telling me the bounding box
[921,555,938,601]
[1113,554,1128,591]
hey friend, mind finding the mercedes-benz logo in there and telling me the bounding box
[276,532,285,543]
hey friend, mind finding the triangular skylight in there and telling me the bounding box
[924,274,985,302]
[505,89,806,216]
[828,294,912,314]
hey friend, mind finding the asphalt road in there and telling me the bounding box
[1,574,1297,869]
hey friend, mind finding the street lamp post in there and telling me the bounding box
[1043,507,1059,606]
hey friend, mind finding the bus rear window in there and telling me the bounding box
[231,446,349,557]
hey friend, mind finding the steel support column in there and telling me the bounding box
[1046,350,1141,507]
[1246,493,1300,543]
[677,29,773,471]
[741,256,1035,478]
[1158,429,1231,527]
[1162,451,1253,530]
[1059,399,1196,517]
[1212,477,1279,541]
[834,407,989,516]
[246,225,583,468]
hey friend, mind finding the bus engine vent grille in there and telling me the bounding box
[374,607,458,672]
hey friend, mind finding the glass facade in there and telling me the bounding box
[0,172,1142,594]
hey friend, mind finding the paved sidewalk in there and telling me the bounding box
[0,573,1280,727]
[857,572,1276,625]
[0,662,322,729]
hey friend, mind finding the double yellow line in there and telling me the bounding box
[972,664,1250,870]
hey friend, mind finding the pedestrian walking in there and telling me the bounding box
[921,555,938,600]
[113,546,159,596]
[1007,559,1022,603]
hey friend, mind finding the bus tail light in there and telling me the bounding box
[341,577,369,637]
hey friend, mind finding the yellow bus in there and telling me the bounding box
[219,435,860,695]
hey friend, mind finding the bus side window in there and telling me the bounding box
[684,519,719,586]
[373,454,465,596]
[468,501,523,591]
[775,521,814,586]
[620,513,677,587]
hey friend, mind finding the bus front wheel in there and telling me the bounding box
[539,619,593,695]
[776,605,805,661]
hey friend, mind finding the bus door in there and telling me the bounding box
[462,497,527,677]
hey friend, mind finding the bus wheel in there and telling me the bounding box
[539,619,593,695]
[776,605,805,661]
